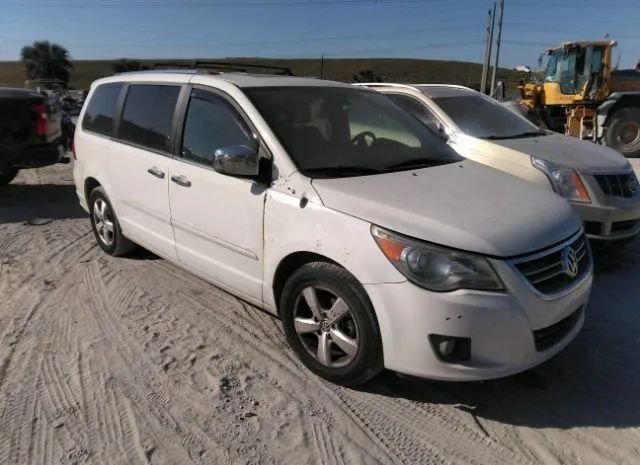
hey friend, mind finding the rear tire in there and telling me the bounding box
[605,107,640,158]
[89,187,136,256]
[280,261,383,386]
[0,168,19,186]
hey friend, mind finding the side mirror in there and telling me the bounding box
[213,144,259,177]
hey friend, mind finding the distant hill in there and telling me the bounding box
[0,57,521,91]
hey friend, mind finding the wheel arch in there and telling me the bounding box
[272,251,341,316]
[84,176,102,204]
[272,250,385,378]
[270,251,380,328]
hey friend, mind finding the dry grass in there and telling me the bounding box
[0,57,520,90]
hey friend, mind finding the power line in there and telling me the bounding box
[6,0,442,7]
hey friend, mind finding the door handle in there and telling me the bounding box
[171,174,192,187]
[147,167,165,179]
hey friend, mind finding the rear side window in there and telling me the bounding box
[119,85,180,153]
[181,90,254,167]
[82,83,123,136]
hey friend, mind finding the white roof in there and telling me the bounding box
[355,82,476,98]
[91,70,352,89]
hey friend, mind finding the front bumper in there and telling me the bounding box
[364,252,592,381]
[575,175,640,241]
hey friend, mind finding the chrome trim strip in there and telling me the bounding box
[507,230,592,301]
[530,268,565,284]
[523,261,562,277]
[508,229,583,265]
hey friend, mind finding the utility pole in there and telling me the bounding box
[480,4,496,95]
[490,0,505,97]
[320,54,325,79]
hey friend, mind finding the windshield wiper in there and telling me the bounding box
[382,158,455,172]
[483,131,546,140]
[304,165,382,177]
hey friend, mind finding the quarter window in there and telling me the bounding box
[82,83,123,136]
[181,90,254,167]
[119,85,180,152]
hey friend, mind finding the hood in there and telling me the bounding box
[487,133,630,174]
[312,160,581,258]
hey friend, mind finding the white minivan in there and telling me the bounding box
[74,70,593,385]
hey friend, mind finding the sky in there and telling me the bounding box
[1,0,639,69]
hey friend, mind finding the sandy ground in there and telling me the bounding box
[1,163,640,465]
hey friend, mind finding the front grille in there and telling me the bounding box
[513,234,590,296]
[594,173,638,198]
[611,219,640,234]
[533,307,583,351]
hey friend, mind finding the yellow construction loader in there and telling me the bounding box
[515,40,640,158]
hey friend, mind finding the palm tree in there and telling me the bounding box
[21,41,73,84]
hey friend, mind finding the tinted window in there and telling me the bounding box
[82,83,123,135]
[181,90,254,166]
[387,94,440,132]
[432,94,542,139]
[246,87,461,178]
[120,85,180,152]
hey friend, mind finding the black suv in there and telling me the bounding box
[0,87,65,185]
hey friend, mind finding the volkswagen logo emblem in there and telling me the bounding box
[561,246,579,279]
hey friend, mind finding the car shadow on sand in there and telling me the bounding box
[0,183,87,224]
[126,247,162,261]
[359,239,640,430]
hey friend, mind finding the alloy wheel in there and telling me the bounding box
[293,285,360,368]
[93,198,115,246]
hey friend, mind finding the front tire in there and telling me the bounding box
[280,261,383,386]
[0,168,19,186]
[89,187,135,256]
[605,107,640,158]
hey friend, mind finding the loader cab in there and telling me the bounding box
[542,41,614,101]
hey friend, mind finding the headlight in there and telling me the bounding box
[371,225,504,292]
[531,156,591,203]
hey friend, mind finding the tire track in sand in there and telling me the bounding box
[143,256,540,465]
[0,247,94,465]
[98,253,398,465]
[80,262,227,465]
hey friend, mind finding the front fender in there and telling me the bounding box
[262,190,405,309]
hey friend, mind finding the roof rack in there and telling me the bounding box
[151,60,293,76]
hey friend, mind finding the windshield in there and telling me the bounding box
[431,94,542,139]
[544,46,606,95]
[245,87,462,178]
